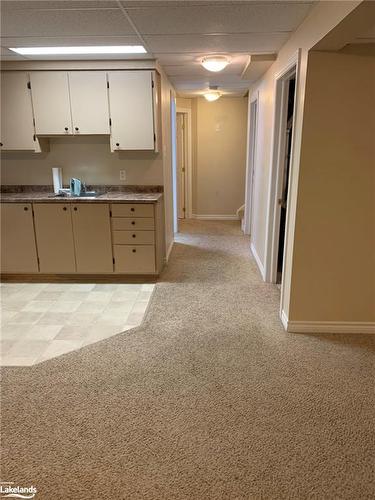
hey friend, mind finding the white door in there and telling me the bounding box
[30,71,72,135]
[176,113,186,219]
[68,71,110,135]
[107,71,155,150]
[1,72,36,150]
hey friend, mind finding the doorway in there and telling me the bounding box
[264,55,298,287]
[276,76,295,284]
[176,112,187,220]
[173,106,192,231]
[244,96,258,238]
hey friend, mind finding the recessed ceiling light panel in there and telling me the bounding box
[9,46,147,55]
[201,56,230,72]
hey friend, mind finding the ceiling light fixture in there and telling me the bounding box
[9,45,147,55]
[201,56,230,72]
[204,91,221,102]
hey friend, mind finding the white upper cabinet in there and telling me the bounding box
[68,71,110,135]
[1,72,37,151]
[30,71,72,135]
[108,71,156,151]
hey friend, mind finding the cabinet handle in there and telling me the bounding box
[132,234,136,238]
[74,207,77,211]
[116,142,120,147]
[131,208,135,212]
[132,249,136,253]
[131,221,135,225]
[64,127,69,131]
[63,207,67,211]
[24,207,28,211]
[75,127,79,131]
[0,142,3,147]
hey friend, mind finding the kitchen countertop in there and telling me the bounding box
[0,185,163,203]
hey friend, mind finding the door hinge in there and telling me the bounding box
[107,81,109,89]
[154,133,156,142]
[27,81,31,90]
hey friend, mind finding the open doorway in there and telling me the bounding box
[172,106,192,232]
[176,112,187,220]
[276,76,295,284]
[264,54,299,288]
[244,96,258,237]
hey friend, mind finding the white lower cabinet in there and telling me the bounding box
[0,203,39,273]
[0,200,164,276]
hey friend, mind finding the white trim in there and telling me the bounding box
[280,309,289,331]
[264,50,301,288]
[280,311,375,334]
[166,240,174,262]
[244,93,259,236]
[192,214,239,221]
[250,243,265,280]
[176,107,193,219]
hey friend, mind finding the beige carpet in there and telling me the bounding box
[1,220,374,499]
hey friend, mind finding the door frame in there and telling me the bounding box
[176,107,193,219]
[264,50,300,285]
[244,92,259,236]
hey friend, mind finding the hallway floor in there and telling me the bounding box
[1,221,374,499]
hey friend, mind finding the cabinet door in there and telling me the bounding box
[0,203,39,273]
[68,72,110,135]
[108,71,155,150]
[1,72,37,151]
[33,204,76,273]
[30,72,72,135]
[71,204,113,273]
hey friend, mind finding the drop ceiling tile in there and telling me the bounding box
[1,8,136,37]
[126,2,314,35]
[145,33,289,54]
[1,1,119,10]
[1,35,143,48]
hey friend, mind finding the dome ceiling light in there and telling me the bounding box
[204,91,221,102]
[201,56,230,72]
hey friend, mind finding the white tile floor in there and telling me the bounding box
[0,282,155,366]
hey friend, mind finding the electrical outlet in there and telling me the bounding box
[119,169,126,181]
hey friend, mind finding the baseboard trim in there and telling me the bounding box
[166,240,174,262]
[280,310,375,334]
[250,243,265,280]
[191,214,239,221]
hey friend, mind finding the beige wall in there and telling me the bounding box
[289,50,375,322]
[176,96,248,217]
[248,0,362,319]
[0,137,164,186]
[195,96,248,216]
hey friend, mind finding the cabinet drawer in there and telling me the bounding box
[114,245,155,274]
[111,203,154,218]
[112,217,155,230]
[113,230,155,245]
